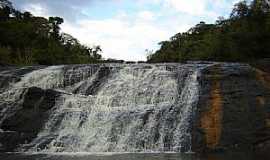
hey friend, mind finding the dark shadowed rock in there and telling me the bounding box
[0,130,20,152]
[62,64,100,87]
[73,66,115,95]
[0,87,61,151]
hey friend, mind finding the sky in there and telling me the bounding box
[11,0,240,61]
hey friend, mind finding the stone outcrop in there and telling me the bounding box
[192,63,270,153]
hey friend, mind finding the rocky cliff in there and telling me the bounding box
[192,63,270,153]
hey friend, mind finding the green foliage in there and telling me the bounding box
[0,0,102,65]
[147,0,270,63]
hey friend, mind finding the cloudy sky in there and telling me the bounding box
[11,0,240,61]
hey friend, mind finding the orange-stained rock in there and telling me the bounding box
[192,63,270,153]
[200,80,223,149]
[256,69,270,90]
[256,69,270,130]
[266,119,270,128]
[256,96,266,106]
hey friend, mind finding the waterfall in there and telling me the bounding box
[0,64,203,153]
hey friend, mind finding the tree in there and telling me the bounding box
[0,0,12,9]
[0,0,103,65]
[147,0,270,63]
[49,17,64,40]
[250,0,270,15]
[230,1,249,18]
[0,0,13,21]
[61,33,79,45]
[23,11,32,20]
[90,45,102,60]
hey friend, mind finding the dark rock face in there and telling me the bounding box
[62,64,100,88]
[0,87,61,152]
[192,63,270,153]
[83,66,114,95]
[0,130,20,152]
[72,65,117,95]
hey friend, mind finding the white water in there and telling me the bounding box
[0,64,203,153]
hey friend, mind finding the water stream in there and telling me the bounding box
[0,63,207,153]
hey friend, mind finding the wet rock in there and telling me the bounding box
[73,66,115,95]
[62,64,100,87]
[0,130,20,152]
[192,63,270,153]
[22,87,60,111]
[0,87,61,151]
[0,66,44,92]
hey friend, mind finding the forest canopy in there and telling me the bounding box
[0,0,102,65]
[1,0,270,65]
[147,0,270,63]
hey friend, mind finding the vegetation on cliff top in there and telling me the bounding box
[147,0,270,63]
[0,0,102,65]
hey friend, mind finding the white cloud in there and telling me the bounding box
[165,0,208,16]
[13,0,242,61]
[137,11,156,21]
[22,3,49,17]
[163,0,240,18]
[61,13,175,61]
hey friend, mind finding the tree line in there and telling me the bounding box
[0,0,102,65]
[147,0,270,63]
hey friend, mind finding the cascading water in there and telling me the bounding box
[0,63,205,153]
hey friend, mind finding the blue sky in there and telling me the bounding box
[11,0,240,61]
